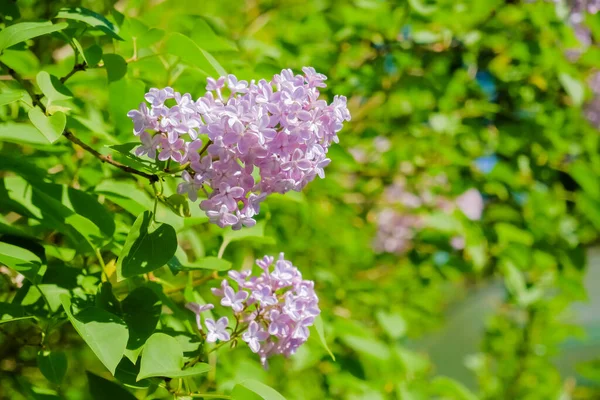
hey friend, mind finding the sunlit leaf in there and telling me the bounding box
[0,21,68,52]
[55,7,123,41]
[28,108,65,143]
[116,211,178,279]
[0,241,46,284]
[61,295,128,374]
[137,333,211,380]
[232,379,287,400]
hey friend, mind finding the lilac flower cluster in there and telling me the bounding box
[373,171,484,255]
[186,253,320,367]
[127,69,350,229]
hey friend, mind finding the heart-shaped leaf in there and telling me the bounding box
[103,54,127,83]
[37,350,68,385]
[121,286,161,350]
[36,71,72,110]
[117,211,177,280]
[28,107,65,143]
[137,333,210,380]
[61,295,128,374]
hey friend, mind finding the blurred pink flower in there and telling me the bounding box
[456,189,484,221]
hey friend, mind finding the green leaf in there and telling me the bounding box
[502,260,526,297]
[375,311,407,340]
[340,335,390,361]
[232,379,287,400]
[559,73,585,106]
[191,19,238,52]
[164,32,225,76]
[35,71,72,109]
[0,122,48,145]
[137,332,180,379]
[103,54,127,83]
[95,180,153,216]
[108,78,145,133]
[61,295,129,374]
[430,377,478,400]
[173,254,232,272]
[407,0,437,15]
[0,241,46,284]
[137,332,211,380]
[114,358,151,389]
[55,7,123,41]
[0,176,114,251]
[222,221,272,244]
[38,284,70,312]
[164,194,191,217]
[87,371,137,400]
[121,286,161,350]
[0,302,33,324]
[37,351,67,385]
[28,107,65,143]
[83,44,103,67]
[113,358,151,389]
[495,223,534,247]
[117,211,178,279]
[95,282,122,316]
[312,315,335,361]
[0,21,69,52]
[0,89,24,106]
[570,161,600,199]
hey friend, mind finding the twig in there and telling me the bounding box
[59,62,87,83]
[0,60,159,184]
[63,130,159,182]
[163,273,219,294]
[199,140,213,156]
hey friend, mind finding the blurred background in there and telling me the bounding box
[1,0,600,399]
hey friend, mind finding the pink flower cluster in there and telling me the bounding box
[373,173,484,255]
[127,68,350,229]
[186,253,320,367]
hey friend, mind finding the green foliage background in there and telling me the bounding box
[1,0,600,399]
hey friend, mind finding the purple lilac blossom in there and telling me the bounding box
[205,316,230,342]
[127,68,351,229]
[185,302,214,331]
[209,253,320,368]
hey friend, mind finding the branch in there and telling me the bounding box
[59,62,87,84]
[0,61,159,184]
[63,130,159,183]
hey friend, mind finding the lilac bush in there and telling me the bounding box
[128,68,351,229]
[186,253,320,368]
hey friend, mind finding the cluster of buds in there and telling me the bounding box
[186,253,320,367]
[128,68,350,229]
